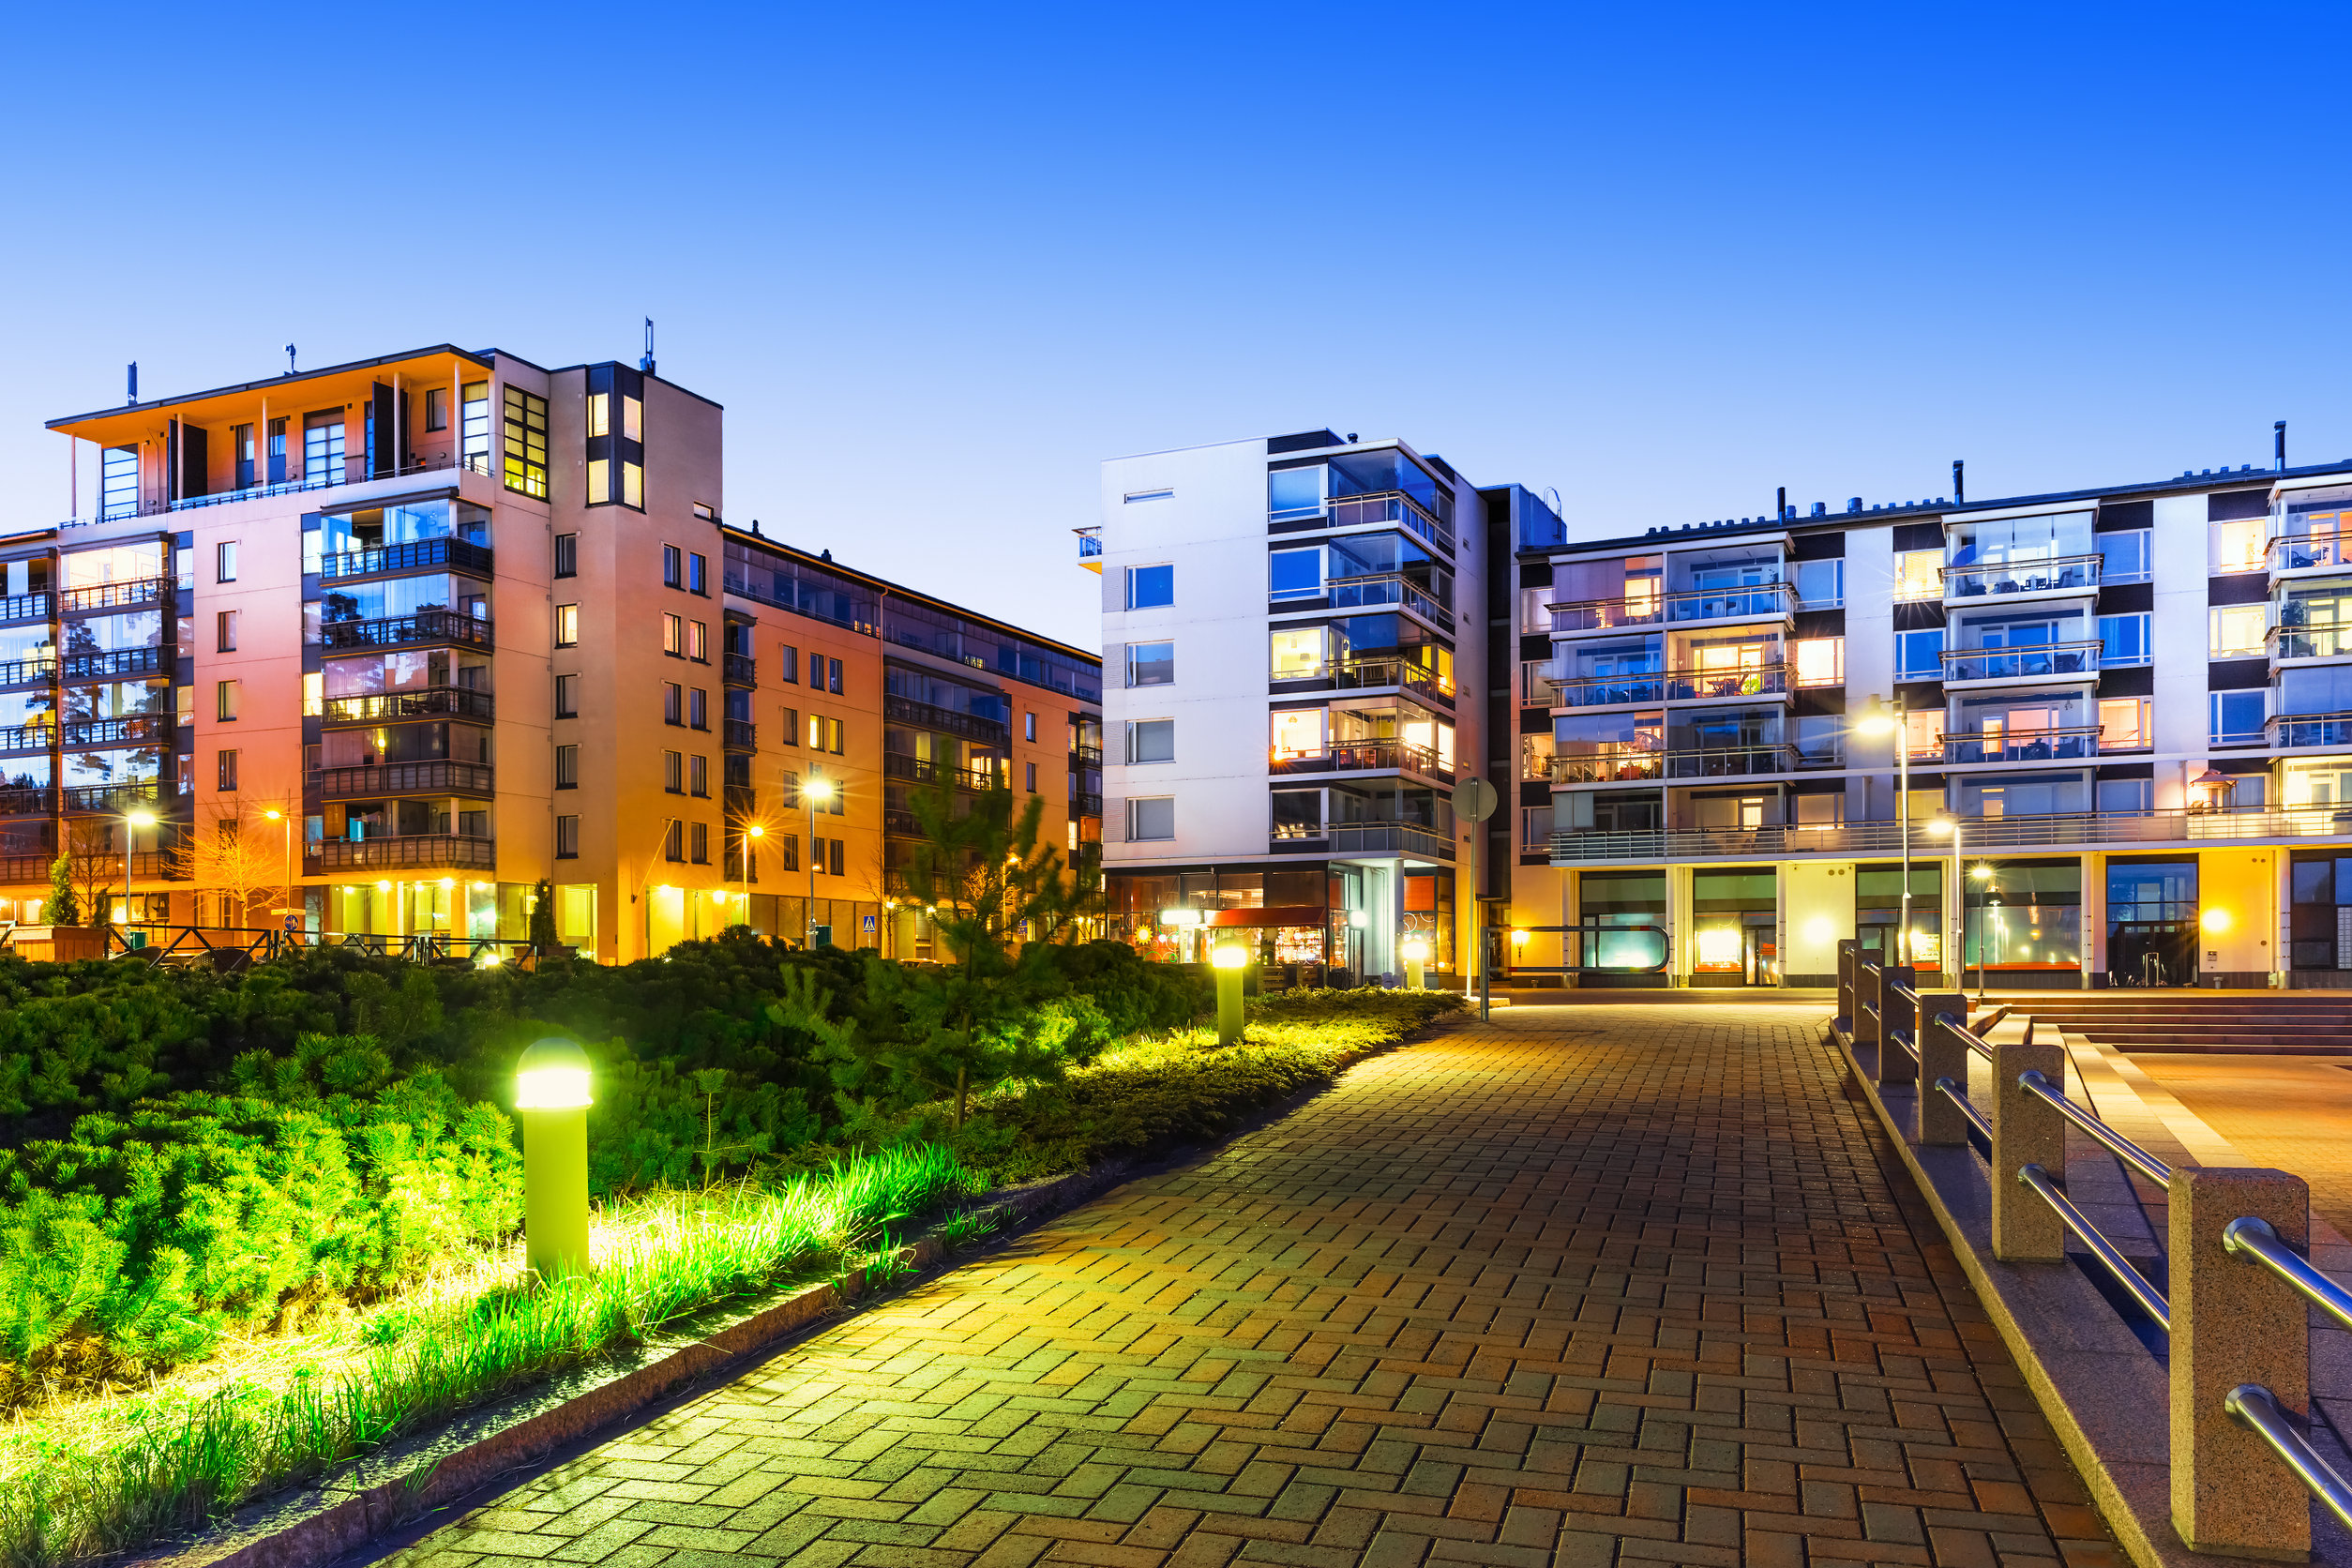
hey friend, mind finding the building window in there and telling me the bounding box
[554,533,577,578]
[779,834,799,872]
[661,683,684,724]
[587,459,611,505]
[1896,628,1944,681]
[556,815,580,858]
[664,613,683,656]
[688,552,706,594]
[623,394,643,441]
[781,705,800,744]
[1127,718,1174,763]
[265,417,291,485]
[216,541,237,582]
[1270,626,1329,680]
[2212,517,2267,576]
[664,821,685,861]
[2099,530,2152,584]
[2098,612,2151,666]
[232,424,255,490]
[556,673,580,718]
[557,604,580,647]
[688,621,708,661]
[1126,641,1174,687]
[1129,796,1175,841]
[460,383,490,474]
[587,392,610,438]
[216,610,238,653]
[623,462,644,509]
[218,749,238,791]
[689,754,708,796]
[1126,564,1174,610]
[2209,604,2269,658]
[1893,550,1942,602]
[689,688,709,730]
[1794,558,1845,609]
[1025,711,1037,743]
[690,822,709,864]
[304,410,346,485]
[2210,689,2268,746]
[1025,761,1038,792]
[2099,697,2153,750]
[779,644,800,684]
[663,545,682,588]
[663,750,684,792]
[808,714,844,752]
[556,744,579,788]
[503,386,549,498]
[424,387,447,432]
[216,680,239,721]
[828,656,843,695]
[828,837,845,877]
[1793,636,1843,687]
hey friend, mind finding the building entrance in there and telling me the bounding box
[2107,860,2199,988]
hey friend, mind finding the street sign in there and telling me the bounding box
[862,914,878,935]
[1455,777,1498,822]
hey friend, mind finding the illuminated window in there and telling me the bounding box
[2211,518,2266,575]
[216,680,239,721]
[1893,550,1942,601]
[2209,603,2268,657]
[1269,626,1327,680]
[1904,708,1944,760]
[1793,636,1844,687]
[556,604,579,646]
[586,459,610,505]
[586,393,610,439]
[688,621,708,661]
[623,395,643,442]
[663,613,683,656]
[1271,708,1325,761]
[2098,697,2152,750]
[502,386,549,498]
[623,461,643,508]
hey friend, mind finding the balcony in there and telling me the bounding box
[2270,534,2352,575]
[8,714,172,751]
[61,646,169,683]
[0,852,169,883]
[883,807,923,837]
[319,537,493,582]
[723,719,758,750]
[883,752,999,792]
[307,835,495,871]
[1666,664,1788,702]
[2269,621,2352,662]
[1076,526,1103,572]
[0,593,50,626]
[1549,671,1666,709]
[1336,657,1455,702]
[1323,571,1449,624]
[1939,641,2102,685]
[65,783,161,814]
[60,578,171,615]
[73,453,491,524]
[1548,746,1663,785]
[1270,738,1451,782]
[311,761,496,801]
[1073,791,1103,818]
[722,652,757,686]
[1326,822,1455,860]
[1662,745,1795,779]
[1549,581,1793,633]
[1548,805,2352,864]
[320,609,495,653]
[1941,553,2101,602]
[1327,492,1454,552]
[322,687,494,725]
[2271,711,2352,748]
[883,694,1011,746]
[1071,742,1104,767]
[0,658,53,689]
[1941,725,2100,764]
[0,787,52,818]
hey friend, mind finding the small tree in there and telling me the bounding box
[168,805,281,927]
[64,818,117,927]
[528,877,560,952]
[40,852,78,926]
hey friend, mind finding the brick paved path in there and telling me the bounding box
[384,1005,2114,1568]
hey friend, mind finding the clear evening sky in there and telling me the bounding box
[3,2,2345,650]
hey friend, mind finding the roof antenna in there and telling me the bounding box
[641,318,656,376]
[126,362,138,407]
[2276,421,2287,472]
[1952,459,1965,504]
[285,343,297,375]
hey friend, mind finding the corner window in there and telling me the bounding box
[1127,718,1174,764]
[557,604,580,646]
[2209,604,2268,658]
[460,383,490,475]
[1125,641,1174,688]
[1125,564,1174,610]
[1129,796,1175,840]
[1268,465,1325,521]
[554,533,577,578]
[586,393,611,439]
[1270,548,1322,602]
[586,459,611,505]
[502,386,549,498]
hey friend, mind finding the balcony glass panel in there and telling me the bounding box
[324,649,492,698]
[1947,509,2092,573]
[62,746,162,791]
[1551,710,1663,783]
[1945,693,2094,762]
[1549,555,1662,631]
[1667,629,1783,700]
[62,541,165,589]
[1327,448,1452,531]
[319,572,489,625]
[1956,771,2089,819]
[2271,488,2352,572]
[2273,583,2352,659]
[320,499,490,557]
[1943,607,2097,681]
[1553,633,1662,707]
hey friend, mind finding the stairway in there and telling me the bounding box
[1998,991,2352,1054]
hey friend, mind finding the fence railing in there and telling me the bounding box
[322,687,495,724]
[1835,941,2351,1553]
[319,536,493,582]
[319,610,496,652]
[1549,804,2352,862]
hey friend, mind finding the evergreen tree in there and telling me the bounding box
[528,878,559,953]
[41,852,78,926]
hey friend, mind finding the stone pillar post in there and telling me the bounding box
[1988,1038,2067,1261]
[1915,1000,1970,1145]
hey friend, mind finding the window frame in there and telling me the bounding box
[1125,641,1175,688]
[554,533,577,579]
[1125,563,1175,610]
[556,672,580,718]
[556,604,580,647]
[555,743,580,789]
[501,385,549,498]
[1129,796,1176,841]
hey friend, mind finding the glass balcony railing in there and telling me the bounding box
[1549,581,1792,632]
[1661,744,1795,778]
[322,687,495,724]
[319,537,493,582]
[2269,623,2352,660]
[1335,657,1454,701]
[307,834,495,871]
[2271,711,2352,748]
[1550,671,1666,708]
[1269,738,1451,780]
[2270,534,2352,573]
[320,610,495,652]
[1941,553,2101,599]
[1547,805,2352,862]
[1548,746,1663,784]
[1328,492,1454,552]
[1939,641,2102,682]
[1941,724,2100,763]
[1666,663,1788,701]
[1325,571,1449,622]
[1548,593,1665,632]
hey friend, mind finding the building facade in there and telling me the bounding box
[1510,458,2352,989]
[31,344,1100,960]
[1092,430,1551,981]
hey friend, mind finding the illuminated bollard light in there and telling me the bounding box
[1213,942,1246,1045]
[516,1038,593,1280]
[1400,936,1428,991]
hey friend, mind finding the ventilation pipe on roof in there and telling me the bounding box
[1776,486,1787,521]
[1952,460,1965,505]
[126,363,137,407]
[2277,421,2287,472]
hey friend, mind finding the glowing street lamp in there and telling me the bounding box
[122,806,158,928]
[803,776,836,946]
[515,1038,593,1279]
[741,822,764,928]
[1212,942,1247,1044]
[1400,935,1430,991]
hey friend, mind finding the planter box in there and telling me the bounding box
[10,925,110,962]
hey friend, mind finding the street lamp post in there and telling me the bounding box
[803,776,835,947]
[741,822,763,931]
[122,807,158,932]
[264,807,290,930]
[1857,696,1912,965]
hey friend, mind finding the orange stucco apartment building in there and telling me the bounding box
[22,343,1104,961]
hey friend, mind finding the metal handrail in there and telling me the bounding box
[1934,1078,1993,1141]
[1970,1004,2014,1037]
[2226,1384,2352,1530]
[1937,1009,1995,1061]
[2224,1217,2352,1334]
[2017,1069,2174,1187]
[1888,1026,1920,1064]
[2017,1164,2171,1330]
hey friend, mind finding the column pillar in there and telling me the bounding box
[2080,851,2103,989]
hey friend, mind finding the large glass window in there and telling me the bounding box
[1948,694,2093,762]
[2209,604,2269,657]
[1793,558,1844,609]
[1125,641,1173,687]
[2275,487,2352,571]
[2209,689,2269,746]
[1127,719,1174,763]
[1270,708,1324,761]
[2212,516,2268,575]
[100,445,140,520]
[303,411,346,485]
[1896,627,1944,680]
[62,541,164,588]
[1268,466,1326,521]
[460,382,490,474]
[2098,696,2151,749]
[502,386,549,498]
[1271,626,1328,679]
[1893,550,1943,602]
[1126,564,1174,609]
[1793,636,1843,686]
[1270,548,1322,602]
[1129,797,1174,840]
[1551,555,1663,629]
[2098,612,2151,666]
[2275,582,2352,659]
[2099,530,2151,583]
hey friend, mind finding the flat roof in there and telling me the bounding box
[1528,458,2352,558]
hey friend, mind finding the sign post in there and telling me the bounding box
[1454,778,1499,1020]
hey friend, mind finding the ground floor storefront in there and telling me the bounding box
[1504,844,2332,988]
[1107,856,1459,988]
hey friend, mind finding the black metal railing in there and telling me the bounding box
[64,783,161,814]
[1270,739,1450,779]
[723,719,758,750]
[306,836,495,870]
[61,646,168,683]
[1072,792,1103,818]
[0,788,52,818]
[322,687,495,724]
[311,761,496,800]
[319,610,496,652]
[882,752,1000,792]
[59,578,171,614]
[723,653,757,686]
[1070,743,1104,767]
[0,593,51,625]
[883,694,1011,746]
[0,658,54,688]
[318,537,493,581]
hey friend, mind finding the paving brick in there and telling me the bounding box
[384,1009,2114,1568]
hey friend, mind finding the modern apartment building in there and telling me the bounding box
[1513,455,2352,989]
[1091,430,1559,982]
[28,343,1100,960]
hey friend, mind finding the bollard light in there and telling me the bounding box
[516,1038,593,1280]
[1212,942,1247,1045]
[1400,936,1430,991]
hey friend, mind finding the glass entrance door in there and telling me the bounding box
[2107,861,2198,987]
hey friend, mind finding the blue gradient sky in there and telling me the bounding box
[4,2,2346,649]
